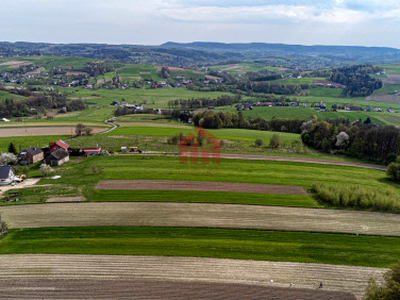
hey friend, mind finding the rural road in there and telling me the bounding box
[2,202,400,236]
[0,254,384,299]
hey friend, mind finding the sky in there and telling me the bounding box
[1,0,400,48]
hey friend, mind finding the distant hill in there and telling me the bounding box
[1,41,400,69]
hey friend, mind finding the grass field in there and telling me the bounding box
[11,155,394,203]
[1,226,399,267]
[372,84,400,95]
[92,190,317,208]
[107,126,303,143]
[0,135,70,152]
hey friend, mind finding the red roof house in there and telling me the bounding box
[49,140,70,154]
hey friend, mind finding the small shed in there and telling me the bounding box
[45,149,70,166]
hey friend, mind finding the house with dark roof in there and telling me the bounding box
[18,146,44,165]
[0,165,16,185]
[45,149,70,166]
[49,140,69,154]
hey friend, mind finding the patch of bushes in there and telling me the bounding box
[313,182,400,213]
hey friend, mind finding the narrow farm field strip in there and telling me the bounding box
[1,227,399,268]
[115,121,192,128]
[0,127,106,137]
[0,279,356,300]
[218,154,386,170]
[2,202,400,236]
[0,254,384,299]
[92,190,318,208]
[96,180,308,195]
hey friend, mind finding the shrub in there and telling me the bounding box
[313,182,400,213]
[269,134,280,148]
[40,164,54,176]
[255,138,263,147]
[364,262,400,299]
[387,163,400,181]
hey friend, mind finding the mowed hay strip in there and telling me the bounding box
[96,180,308,196]
[0,254,385,299]
[3,202,400,236]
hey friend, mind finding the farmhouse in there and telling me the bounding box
[45,149,69,166]
[49,140,69,154]
[0,165,16,186]
[18,146,44,165]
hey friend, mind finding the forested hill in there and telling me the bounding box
[1,41,400,69]
[161,42,400,60]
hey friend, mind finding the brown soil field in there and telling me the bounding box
[65,71,89,76]
[2,202,400,236]
[68,96,101,100]
[23,67,45,76]
[0,60,32,68]
[139,71,151,74]
[46,196,85,203]
[0,279,356,300]
[0,122,107,128]
[193,70,204,74]
[218,154,387,171]
[120,76,142,80]
[366,94,400,103]
[155,66,186,72]
[0,126,106,137]
[0,255,384,299]
[96,180,308,195]
[381,74,400,84]
[205,75,222,81]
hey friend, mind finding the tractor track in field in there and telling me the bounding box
[0,254,384,299]
[2,202,400,236]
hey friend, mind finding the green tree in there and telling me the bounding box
[8,142,17,155]
[255,139,263,147]
[387,163,400,181]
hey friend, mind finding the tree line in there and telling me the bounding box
[0,93,86,117]
[301,120,400,164]
[330,64,383,97]
[192,110,306,133]
[167,95,242,109]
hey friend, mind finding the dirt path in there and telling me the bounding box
[2,202,400,236]
[96,180,308,195]
[0,255,384,299]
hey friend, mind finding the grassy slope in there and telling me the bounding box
[0,227,399,267]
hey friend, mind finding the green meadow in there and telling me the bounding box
[0,227,399,267]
